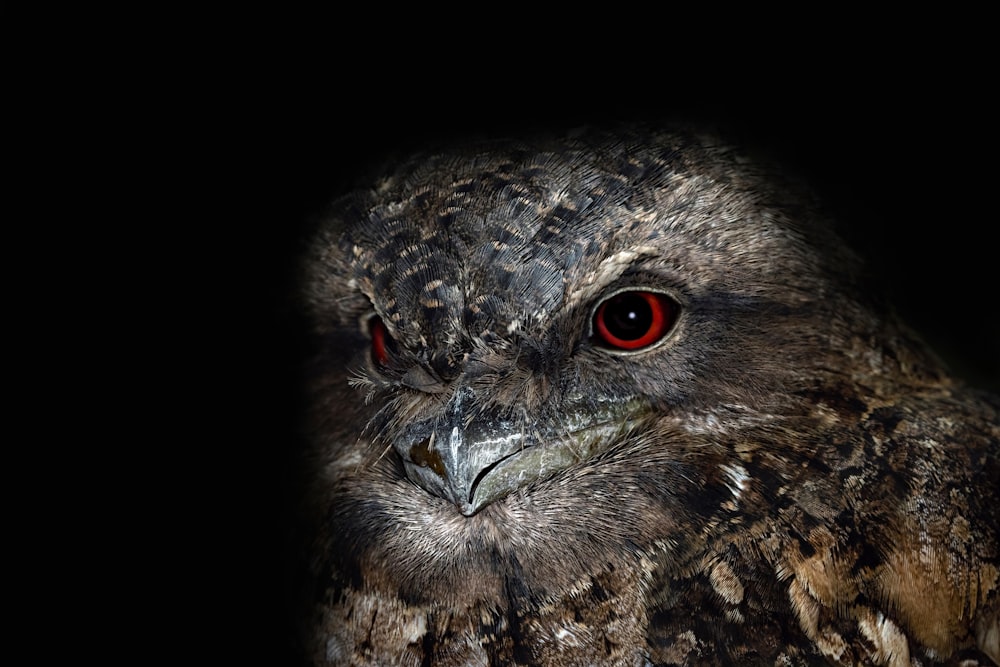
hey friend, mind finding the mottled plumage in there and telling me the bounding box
[300,126,999,666]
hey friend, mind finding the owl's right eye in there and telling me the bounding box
[592,290,678,351]
[368,315,397,366]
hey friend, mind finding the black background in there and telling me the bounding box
[194,43,999,665]
[12,17,996,666]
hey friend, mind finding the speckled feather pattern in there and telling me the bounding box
[301,127,999,666]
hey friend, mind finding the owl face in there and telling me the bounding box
[307,129,875,518]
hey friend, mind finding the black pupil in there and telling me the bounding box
[605,293,652,340]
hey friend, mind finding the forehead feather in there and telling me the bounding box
[338,130,827,341]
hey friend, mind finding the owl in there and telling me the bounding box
[298,125,999,666]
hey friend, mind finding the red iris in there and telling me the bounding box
[593,291,676,350]
[370,316,392,366]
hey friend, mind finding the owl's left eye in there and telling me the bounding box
[368,315,397,366]
[593,290,678,351]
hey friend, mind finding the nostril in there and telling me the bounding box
[409,435,446,478]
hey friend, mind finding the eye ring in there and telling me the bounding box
[592,290,678,351]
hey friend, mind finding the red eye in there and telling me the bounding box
[593,291,677,350]
[369,316,393,366]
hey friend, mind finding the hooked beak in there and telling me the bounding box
[396,389,641,516]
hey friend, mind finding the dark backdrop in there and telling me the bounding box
[16,16,994,666]
[212,62,998,665]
